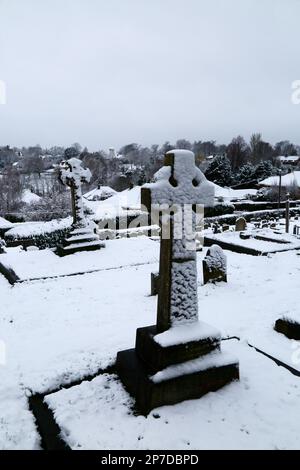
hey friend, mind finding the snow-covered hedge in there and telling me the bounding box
[4,217,72,249]
[205,203,235,218]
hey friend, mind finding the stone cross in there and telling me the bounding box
[59,158,91,229]
[142,150,214,333]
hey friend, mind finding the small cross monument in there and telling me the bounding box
[117,150,239,414]
[57,158,104,256]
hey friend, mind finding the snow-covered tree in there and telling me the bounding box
[254,160,274,181]
[205,155,232,187]
[237,163,256,184]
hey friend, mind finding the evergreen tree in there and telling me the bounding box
[254,161,274,181]
[237,163,255,183]
[205,155,232,186]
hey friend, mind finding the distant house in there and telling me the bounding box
[83,185,117,202]
[277,155,300,166]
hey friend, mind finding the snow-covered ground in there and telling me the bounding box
[1,236,300,449]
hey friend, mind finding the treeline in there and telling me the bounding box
[0,134,299,219]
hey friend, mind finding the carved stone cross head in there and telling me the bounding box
[59,157,92,188]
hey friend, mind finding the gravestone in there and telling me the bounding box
[151,272,160,296]
[57,158,104,256]
[203,245,227,284]
[116,150,239,414]
[235,217,247,232]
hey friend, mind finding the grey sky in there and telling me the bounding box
[0,0,299,151]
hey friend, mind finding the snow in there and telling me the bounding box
[144,150,215,207]
[170,260,198,325]
[86,186,142,221]
[150,350,237,383]
[83,186,117,202]
[44,341,300,450]
[260,171,300,188]
[213,184,257,201]
[206,228,300,254]
[21,190,41,205]
[5,217,72,239]
[154,321,220,347]
[86,182,257,223]
[204,245,227,272]
[0,216,13,230]
[2,235,300,448]
[0,237,159,281]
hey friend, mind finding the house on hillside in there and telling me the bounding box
[277,155,300,166]
[83,185,117,202]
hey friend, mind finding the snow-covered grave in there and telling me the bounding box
[2,241,300,449]
[0,238,159,283]
[2,154,300,449]
[205,226,300,256]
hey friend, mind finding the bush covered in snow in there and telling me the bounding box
[4,218,72,249]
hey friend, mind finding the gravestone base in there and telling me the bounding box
[117,347,239,415]
[117,322,239,415]
[135,325,220,373]
[56,227,105,257]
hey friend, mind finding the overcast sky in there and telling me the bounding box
[0,0,300,151]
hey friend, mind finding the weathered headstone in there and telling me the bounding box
[235,217,247,232]
[150,272,160,296]
[117,150,239,414]
[57,158,104,256]
[203,245,227,284]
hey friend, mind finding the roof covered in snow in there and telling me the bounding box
[0,216,14,230]
[83,186,117,202]
[259,171,300,188]
[86,186,142,220]
[21,190,42,205]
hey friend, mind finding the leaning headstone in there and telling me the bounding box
[235,217,247,232]
[150,272,160,296]
[117,150,239,414]
[203,245,227,284]
[57,158,104,256]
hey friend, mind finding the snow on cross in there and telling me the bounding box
[59,157,92,229]
[117,150,239,415]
